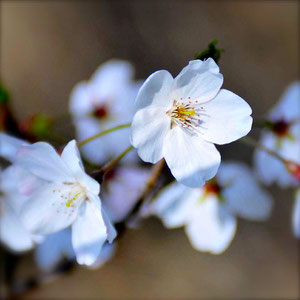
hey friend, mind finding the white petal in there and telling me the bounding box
[254,132,298,187]
[71,200,108,266]
[101,207,117,243]
[280,126,300,164]
[88,242,116,270]
[292,190,300,238]
[218,162,273,220]
[91,60,135,96]
[131,106,170,163]
[35,229,75,271]
[16,142,73,183]
[0,167,32,214]
[0,133,28,162]
[61,140,100,194]
[134,70,174,110]
[102,166,150,223]
[0,199,35,252]
[185,197,237,254]
[151,181,199,228]
[163,126,221,187]
[172,58,223,103]
[269,82,300,122]
[74,118,110,164]
[20,183,81,235]
[69,81,95,117]
[200,89,253,144]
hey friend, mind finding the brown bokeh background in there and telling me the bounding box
[1,0,299,299]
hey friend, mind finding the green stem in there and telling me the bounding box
[77,123,131,147]
[240,136,286,163]
[101,145,134,174]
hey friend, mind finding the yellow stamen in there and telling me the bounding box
[177,107,196,117]
[66,192,81,207]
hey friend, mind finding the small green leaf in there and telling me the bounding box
[31,114,52,137]
[0,84,10,105]
[194,40,224,63]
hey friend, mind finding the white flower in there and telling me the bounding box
[14,139,116,266]
[35,228,116,271]
[0,132,29,162]
[148,162,272,254]
[0,166,41,252]
[254,82,300,187]
[131,59,253,187]
[292,189,300,238]
[101,166,150,223]
[70,60,141,165]
[35,229,75,271]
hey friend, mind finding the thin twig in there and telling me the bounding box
[90,145,134,184]
[102,146,134,174]
[77,123,131,147]
[240,136,286,163]
[115,159,166,236]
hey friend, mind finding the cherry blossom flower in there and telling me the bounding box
[101,166,150,223]
[292,189,300,238]
[14,139,116,266]
[35,228,116,271]
[254,82,300,187]
[70,60,141,165]
[0,132,29,162]
[0,166,41,252]
[147,162,272,254]
[131,59,253,187]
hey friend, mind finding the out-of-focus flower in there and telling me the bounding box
[35,228,116,271]
[148,162,272,254]
[13,139,116,266]
[101,166,150,223]
[0,166,41,252]
[0,132,28,162]
[254,82,300,187]
[0,133,44,196]
[87,242,116,270]
[292,189,300,238]
[35,229,75,271]
[131,58,252,187]
[70,60,141,165]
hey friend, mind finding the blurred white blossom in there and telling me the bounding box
[35,228,116,271]
[0,166,41,252]
[0,132,29,162]
[70,60,141,165]
[101,166,150,223]
[292,189,300,238]
[8,138,116,266]
[254,82,300,187]
[148,162,272,254]
[35,229,75,271]
[131,58,252,187]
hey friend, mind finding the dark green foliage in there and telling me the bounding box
[0,84,9,105]
[194,40,224,64]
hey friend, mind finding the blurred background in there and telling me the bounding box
[1,0,299,299]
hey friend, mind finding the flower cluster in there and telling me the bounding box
[0,58,299,278]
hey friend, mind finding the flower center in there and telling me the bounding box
[272,119,290,137]
[93,105,108,119]
[198,179,225,203]
[52,182,87,216]
[204,180,222,196]
[167,99,206,135]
